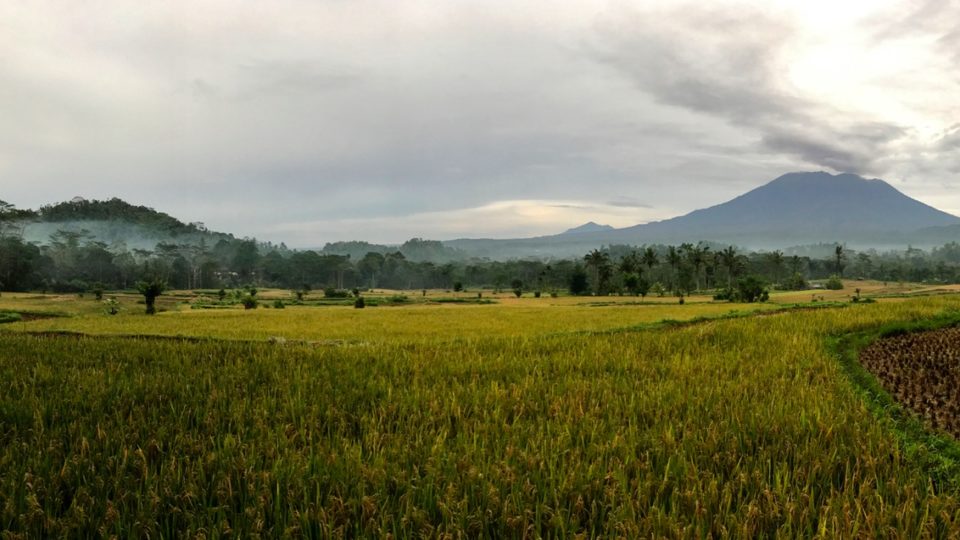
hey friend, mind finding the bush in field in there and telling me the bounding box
[218,288,227,302]
[784,272,808,291]
[90,283,105,301]
[651,282,666,297]
[354,296,366,309]
[104,298,120,315]
[735,276,769,303]
[715,276,769,303]
[825,275,844,290]
[273,299,285,309]
[324,287,350,298]
[241,296,258,310]
[135,278,167,315]
[713,288,733,301]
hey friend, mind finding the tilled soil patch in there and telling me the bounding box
[860,326,960,437]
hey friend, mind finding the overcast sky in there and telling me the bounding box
[2,0,959,246]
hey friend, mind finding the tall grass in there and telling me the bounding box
[1,298,960,536]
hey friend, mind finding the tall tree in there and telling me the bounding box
[834,245,845,277]
[641,247,659,271]
[719,246,739,289]
[233,240,261,282]
[766,250,785,286]
[584,249,610,295]
[686,243,710,292]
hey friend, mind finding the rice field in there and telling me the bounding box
[2,288,960,536]
[9,300,783,344]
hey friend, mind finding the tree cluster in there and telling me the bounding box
[5,199,960,296]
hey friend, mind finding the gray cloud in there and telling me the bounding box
[590,4,912,177]
[0,1,958,244]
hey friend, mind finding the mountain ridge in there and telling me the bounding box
[444,171,960,258]
[561,222,614,235]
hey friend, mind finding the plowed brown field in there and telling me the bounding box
[860,326,960,437]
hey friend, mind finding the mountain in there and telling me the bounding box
[445,172,960,258]
[612,171,959,243]
[561,222,614,235]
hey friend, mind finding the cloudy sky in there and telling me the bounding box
[2,0,959,246]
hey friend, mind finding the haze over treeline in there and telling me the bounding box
[4,193,960,296]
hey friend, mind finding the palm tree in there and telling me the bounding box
[618,251,639,275]
[834,245,845,277]
[666,246,682,291]
[789,255,802,276]
[642,247,659,271]
[686,243,710,292]
[584,249,610,295]
[719,246,739,289]
[766,250,785,286]
[856,253,872,277]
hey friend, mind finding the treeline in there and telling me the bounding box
[5,199,960,294]
[5,225,960,295]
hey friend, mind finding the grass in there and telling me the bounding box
[4,289,960,535]
[7,301,782,344]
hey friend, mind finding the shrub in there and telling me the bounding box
[136,278,167,315]
[354,296,366,309]
[784,272,808,291]
[713,288,734,301]
[825,275,844,290]
[323,287,350,298]
[90,283,105,301]
[651,282,666,297]
[273,299,285,309]
[104,298,120,315]
[735,276,769,303]
[241,296,258,310]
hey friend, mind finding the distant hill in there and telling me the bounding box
[11,197,233,250]
[445,172,960,258]
[561,222,614,235]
